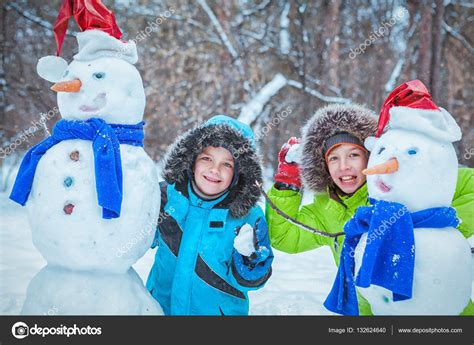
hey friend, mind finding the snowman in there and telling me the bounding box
[325,80,472,315]
[10,0,162,315]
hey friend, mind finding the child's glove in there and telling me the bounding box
[274,137,302,189]
[234,218,270,264]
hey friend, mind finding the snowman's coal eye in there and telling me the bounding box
[377,147,385,155]
[93,72,106,80]
[62,70,69,78]
[407,148,418,155]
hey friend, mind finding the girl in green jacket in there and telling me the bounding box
[265,104,474,315]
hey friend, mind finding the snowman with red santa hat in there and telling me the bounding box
[325,80,472,315]
[10,0,162,314]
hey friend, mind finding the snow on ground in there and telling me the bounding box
[0,191,338,315]
[249,248,337,315]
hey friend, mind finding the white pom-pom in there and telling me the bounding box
[37,56,69,82]
[364,136,377,151]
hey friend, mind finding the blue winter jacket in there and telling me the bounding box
[146,180,273,315]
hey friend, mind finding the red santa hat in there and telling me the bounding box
[376,80,461,143]
[37,0,137,82]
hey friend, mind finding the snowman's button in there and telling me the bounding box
[69,151,80,161]
[63,176,74,187]
[63,203,75,215]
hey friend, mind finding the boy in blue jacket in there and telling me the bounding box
[146,115,273,315]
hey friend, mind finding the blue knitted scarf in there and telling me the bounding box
[9,118,145,219]
[324,199,459,315]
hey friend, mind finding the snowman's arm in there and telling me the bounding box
[452,167,474,239]
[265,185,331,254]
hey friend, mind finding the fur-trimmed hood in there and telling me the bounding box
[300,104,378,192]
[162,115,263,218]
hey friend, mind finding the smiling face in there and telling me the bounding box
[326,144,369,195]
[193,146,235,197]
[56,57,145,124]
[366,130,458,211]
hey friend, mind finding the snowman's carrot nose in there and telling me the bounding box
[51,79,82,93]
[363,158,399,175]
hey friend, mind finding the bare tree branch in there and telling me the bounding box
[231,0,272,27]
[6,3,76,36]
[287,79,351,104]
[239,73,351,126]
[196,0,245,75]
[442,21,474,54]
[239,74,287,125]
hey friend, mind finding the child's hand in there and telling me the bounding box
[274,137,302,189]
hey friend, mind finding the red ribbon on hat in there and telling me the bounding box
[53,0,123,56]
[376,80,439,137]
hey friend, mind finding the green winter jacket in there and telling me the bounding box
[266,167,474,315]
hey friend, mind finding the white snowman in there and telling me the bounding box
[10,1,162,315]
[354,81,472,315]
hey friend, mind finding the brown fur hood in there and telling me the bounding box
[162,116,263,218]
[300,104,378,192]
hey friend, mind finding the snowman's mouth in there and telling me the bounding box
[375,178,392,193]
[79,92,107,112]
